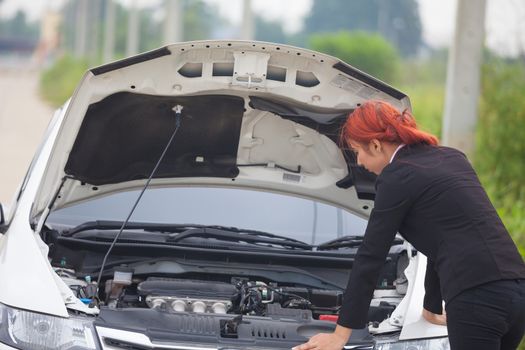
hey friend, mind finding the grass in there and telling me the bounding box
[39,55,89,107]
[399,83,444,138]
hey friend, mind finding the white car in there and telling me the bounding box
[0,41,450,350]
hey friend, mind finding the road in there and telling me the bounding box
[0,63,54,207]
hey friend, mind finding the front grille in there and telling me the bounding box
[104,338,150,350]
[97,326,217,350]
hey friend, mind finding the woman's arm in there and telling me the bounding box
[293,168,413,350]
[337,169,413,329]
[422,308,447,326]
[422,260,446,325]
[423,259,443,314]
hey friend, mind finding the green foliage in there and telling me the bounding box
[397,51,448,138]
[475,61,525,256]
[255,17,288,45]
[39,55,89,107]
[399,83,444,138]
[399,49,448,86]
[303,0,422,56]
[138,8,162,52]
[309,31,400,84]
[60,0,106,61]
[181,0,223,41]
[105,2,162,59]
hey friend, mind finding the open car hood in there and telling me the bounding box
[31,40,410,223]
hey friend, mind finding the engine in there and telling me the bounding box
[91,275,357,320]
[57,269,402,325]
[138,278,237,314]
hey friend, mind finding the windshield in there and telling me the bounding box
[47,187,367,245]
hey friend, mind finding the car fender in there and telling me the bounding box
[399,253,448,340]
[0,106,69,317]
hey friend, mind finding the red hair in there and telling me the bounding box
[341,100,439,147]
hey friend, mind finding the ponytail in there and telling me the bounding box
[341,100,439,147]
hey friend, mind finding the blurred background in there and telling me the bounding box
[0,0,523,265]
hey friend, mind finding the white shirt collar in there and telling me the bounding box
[389,144,406,164]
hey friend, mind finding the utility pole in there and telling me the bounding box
[103,0,116,63]
[126,0,140,57]
[164,0,183,44]
[442,0,487,155]
[240,0,254,40]
[377,0,390,40]
[90,0,102,61]
[74,0,88,58]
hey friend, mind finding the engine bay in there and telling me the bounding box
[40,223,413,348]
[43,217,411,337]
[53,250,408,328]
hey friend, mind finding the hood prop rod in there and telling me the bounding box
[94,104,184,298]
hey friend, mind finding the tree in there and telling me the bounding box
[0,10,39,40]
[60,0,106,60]
[181,0,222,41]
[255,16,288,44]
[309,31,400,84]
[303,0,422,56]
[475,59,525,257]
[59,0,224,60]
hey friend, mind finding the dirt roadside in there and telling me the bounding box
[0,67,54,206]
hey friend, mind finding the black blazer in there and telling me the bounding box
[337,143,525,329]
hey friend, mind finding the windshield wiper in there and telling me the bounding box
[166,227,313,250]
[316,235,403,250]
[61,220,313,250]
[61,220,198,237]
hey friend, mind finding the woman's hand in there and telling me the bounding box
[292,325,352,350]
[422,308,447,326]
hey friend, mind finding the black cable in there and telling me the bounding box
[95,105,184,295]
[269,288,312,305]
[247,285,312,306]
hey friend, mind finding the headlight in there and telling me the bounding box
[374,337,450,350]
[0,302,98,350]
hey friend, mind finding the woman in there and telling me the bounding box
[293,100,525,350]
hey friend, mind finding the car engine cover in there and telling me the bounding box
[137,277,238,314]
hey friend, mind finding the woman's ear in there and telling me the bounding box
[369,139,382,154]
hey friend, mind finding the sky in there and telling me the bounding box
[0,0,524,57]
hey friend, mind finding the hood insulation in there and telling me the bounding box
[65,93,245,185]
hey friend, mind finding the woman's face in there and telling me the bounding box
[349,140,391,175]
